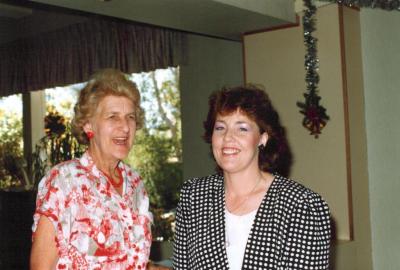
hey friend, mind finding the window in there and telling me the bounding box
[127,67,182,240]
[45,84,82,120]
[0,94,24,190]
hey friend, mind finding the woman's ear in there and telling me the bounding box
[259,132,268,148]
[83,122,92,133]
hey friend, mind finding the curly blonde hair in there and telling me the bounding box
[71,68,144,145]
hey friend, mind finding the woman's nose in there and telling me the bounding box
[223,128,234,141]
[120,118,130,132]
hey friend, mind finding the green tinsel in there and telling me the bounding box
[297,0,329,138]
[319,0,400,10]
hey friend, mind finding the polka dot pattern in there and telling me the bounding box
[173,174,331,269]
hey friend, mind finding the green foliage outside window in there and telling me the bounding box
[31,109,85,189]
[0,96,26,190]
[128,130,182,210]
[127,67,183,241]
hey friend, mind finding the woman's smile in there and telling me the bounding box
[221,147,240,155]
[112,136,129,145]
[212,110,267,174]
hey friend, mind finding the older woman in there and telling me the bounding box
[30,69,152,269]
[173,85,331,269]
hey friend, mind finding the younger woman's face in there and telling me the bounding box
[211,109,267,175]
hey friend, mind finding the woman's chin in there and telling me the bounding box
[110,149,130,161]
[218,164,240,174]
[115,144,132,154]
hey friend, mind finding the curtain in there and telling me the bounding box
[0,18,186,96]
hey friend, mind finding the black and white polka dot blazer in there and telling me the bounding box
[173,173,331,270]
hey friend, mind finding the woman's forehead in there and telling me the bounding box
[217,107,251,118]
[97,95,134,112]
[216,109,255,123]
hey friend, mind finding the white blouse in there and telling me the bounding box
[225,208,257,270]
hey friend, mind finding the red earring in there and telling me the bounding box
[86,131,94,140]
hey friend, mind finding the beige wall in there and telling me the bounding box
[244,4,372,270]
[244,4,350,240]
[29,91,46,150]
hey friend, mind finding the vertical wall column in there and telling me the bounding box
[29,91,46,151]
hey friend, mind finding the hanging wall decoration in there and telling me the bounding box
[297,0,329,138]
[298,0,399,138]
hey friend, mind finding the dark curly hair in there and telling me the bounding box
[71,68,144,145]
[203,85,292,176]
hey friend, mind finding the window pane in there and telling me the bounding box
[127,67,182,241]
[0,94,24,190]
[45,83,83,119]
[33,83,84,183]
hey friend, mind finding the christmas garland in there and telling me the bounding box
[298,0,399,138]
[319,0,400,10]
[297,0,329,138]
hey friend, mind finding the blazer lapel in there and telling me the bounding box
[242,175,280,270]
[209,174,230,269]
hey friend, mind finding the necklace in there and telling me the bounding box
[225,176,263,214]
[101,167,123,188]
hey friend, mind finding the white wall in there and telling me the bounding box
[360,9,400,270]
[180,34,243,179]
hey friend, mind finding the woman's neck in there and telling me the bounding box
[88,147,119,176]
[224,170,274,215]
[224,170,266,197]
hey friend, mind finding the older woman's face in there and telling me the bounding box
[212,109,267,175]
[85,95,136,164]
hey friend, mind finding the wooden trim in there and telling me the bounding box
[338,4,354,241]
[243,15,300,36]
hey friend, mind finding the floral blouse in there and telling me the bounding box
[32,151,152,270]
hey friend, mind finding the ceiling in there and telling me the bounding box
[0,2,32,18]
[0,0,297,41]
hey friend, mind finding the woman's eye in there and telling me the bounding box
[214,126,224,131]
[108,114,120,121]
[239,127,248,132]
